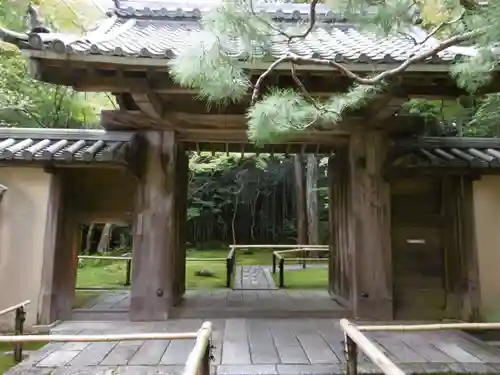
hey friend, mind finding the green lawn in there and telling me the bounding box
[75,249,328,308]
[273,267,329,289]
[76,248,276,291]
[0,341,47,373]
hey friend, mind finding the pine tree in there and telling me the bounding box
[169,0,499,142]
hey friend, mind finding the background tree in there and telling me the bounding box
[0,0,113,128]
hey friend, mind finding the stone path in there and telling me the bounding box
[233,266,277,290]
[8,319,500,374]
[232,264,329,290]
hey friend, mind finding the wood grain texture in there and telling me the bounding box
[129,130,177,321]
[349,130,392,320]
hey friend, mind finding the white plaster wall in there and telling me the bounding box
[0,167,51,331]
[473,175,500,322]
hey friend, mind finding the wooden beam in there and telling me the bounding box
[369,97,409,122]
[101,109,427,132]
[42,68,480,99]
[181,142,338,154]
[132,91,165,119]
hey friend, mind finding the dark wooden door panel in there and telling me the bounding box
[392,226,446,320]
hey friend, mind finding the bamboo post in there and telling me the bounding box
[340,319,405,375]
[279,257,285,288]
[200,339,211,375]
[13,306,25,363]
[183,321,213,375]
[345,334,358,375]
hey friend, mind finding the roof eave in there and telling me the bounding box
[23,49,454,73]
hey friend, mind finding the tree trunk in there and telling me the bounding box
[97,223,113,253]
[306,154,320,251]
[84,222,95,254]
[294,154,308,245]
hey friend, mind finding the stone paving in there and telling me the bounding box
[8,319,500,374]
[72,289,348,320]
[233,266,277,290]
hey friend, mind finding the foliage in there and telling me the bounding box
[0,0,112,128]
[183,152,330,246]
[169,0,500,142]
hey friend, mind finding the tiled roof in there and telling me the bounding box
[393,137,500,169]
[0,128,134,164]
[17,1,472,64]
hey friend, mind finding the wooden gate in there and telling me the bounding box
[391,177,447,320]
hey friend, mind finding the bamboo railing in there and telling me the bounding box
[183,322,213,375]
[0,300,30,363]
[340,319,405,375]
[226,244,328,289]
[272,247,329,287]
[0,321,213,374]
[341,319,500,375]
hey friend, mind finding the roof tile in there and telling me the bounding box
[20,2,471,64]
[0,128,134,164]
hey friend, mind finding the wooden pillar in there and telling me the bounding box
[293,154,308,244]
[173,146,188,305]
[130,130,177,321]
[327,151,352,304]
[38,170,79,324]
[443,176,481,320]
[349,130,392,320]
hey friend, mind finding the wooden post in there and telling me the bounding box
[130,131,177,321]
[348,131,392,320]
[124,259,132,286]
[13,306,25,363]
[226,257,232,288]
[327,151,352,303]
[174,147,189,305]
[38,171,79,323]
[272,253,276,274]
[279,258,285,288]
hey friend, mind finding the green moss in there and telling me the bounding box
[273,267,328,289]
[0,341,47,373]
[75,248,278,293]
[0,354,16,373]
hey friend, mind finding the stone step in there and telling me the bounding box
[170,308,352,319]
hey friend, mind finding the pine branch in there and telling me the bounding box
[419,10,466,45]
[251,28,486,104]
